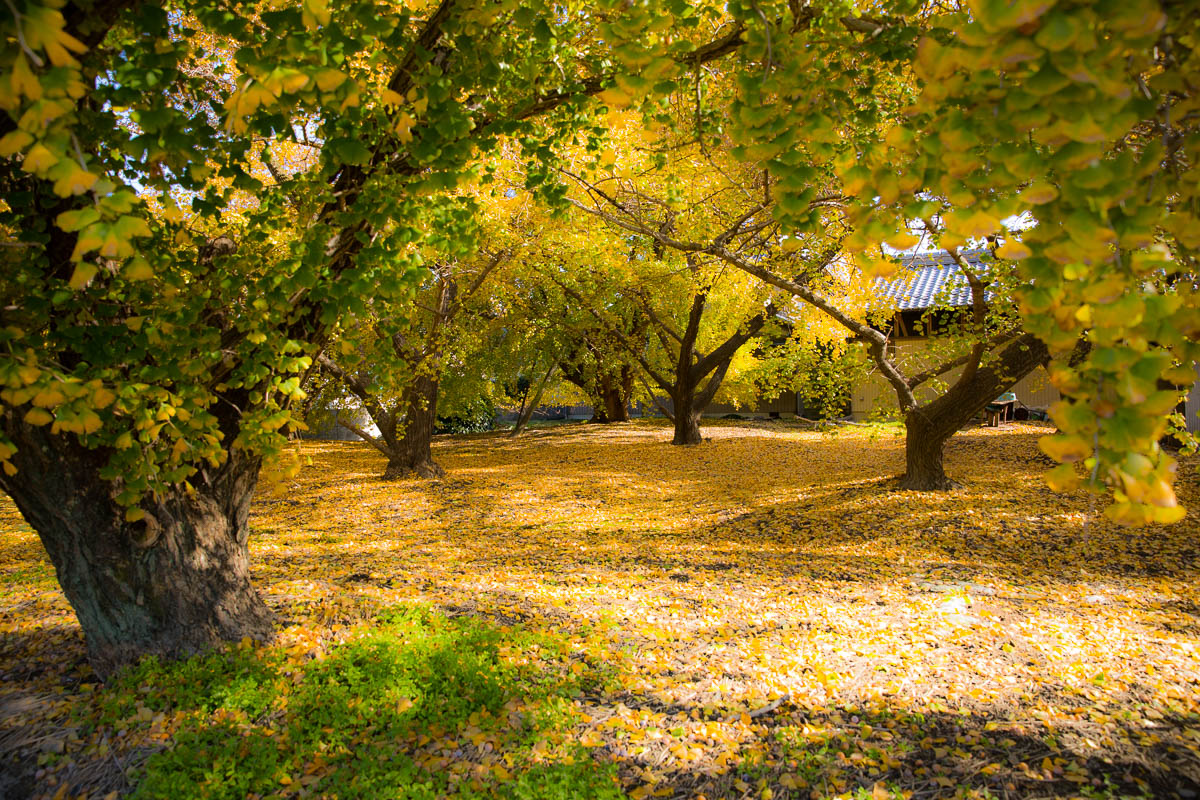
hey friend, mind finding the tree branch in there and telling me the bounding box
[906,330,1019,389]
[555,279,675,395]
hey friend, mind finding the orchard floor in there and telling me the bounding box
[2,420,1199,800]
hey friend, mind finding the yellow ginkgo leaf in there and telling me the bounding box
[1038,433,1092,464]
[0,130,33,157]
[51,163,98,197]
[598,87,632,108]
[886,232,921,250]
[1019,182,1058,205]
[995,240,1031,260]
[23,407,53,426]
[394,111,416,143]
[21,144,57,175]
[314,69,348,92]
[947,209,1001,239]
[123,257,154,281]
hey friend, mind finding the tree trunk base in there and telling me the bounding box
[897,472,962,491]
[0,429,274,678]
[89,591,275,679]
[672,411,703,445]
[383,459,446,480]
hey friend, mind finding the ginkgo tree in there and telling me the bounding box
[511,273,646,425]
[547,186,784,445]
[556,314,644,425]
[0,0,742,673]
[725,0,1199,520]
[315,226,515,479]
[562,252,778,446]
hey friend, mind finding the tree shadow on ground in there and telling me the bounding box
[15,601,1198,800]
[289,424,1199,588]
[615,692,1200,799]
[0,625,92,799]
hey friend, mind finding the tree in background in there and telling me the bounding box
[551,220,780,446]
[557,322,642,424]
[751,337,869,421]
[317,244,511,478]
[497,236,646,426]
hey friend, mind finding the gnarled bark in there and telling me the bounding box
[0,423,273,677]
[899,410,962,491]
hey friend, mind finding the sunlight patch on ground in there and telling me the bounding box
[2,420,1198,798]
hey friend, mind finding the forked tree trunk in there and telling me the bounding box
[0,423,274,677]
[383,374,445,479]
[897,333,1050,490]
[510,362,557,437]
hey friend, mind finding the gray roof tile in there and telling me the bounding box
[873,249,993,310]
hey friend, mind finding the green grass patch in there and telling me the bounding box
[97,606,623,799]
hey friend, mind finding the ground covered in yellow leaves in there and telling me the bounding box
[2,420,1199,799]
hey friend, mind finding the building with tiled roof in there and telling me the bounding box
[873,249,994,311]
[857,249,1200,432]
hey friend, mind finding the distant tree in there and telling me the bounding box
[318,246,510,478]
[751,337,868,421]
[553,235,780,446]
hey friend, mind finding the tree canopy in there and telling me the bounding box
[1,0,1197,671]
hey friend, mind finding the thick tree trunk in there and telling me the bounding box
[899,411,959,490]
[0,423,274,678]
[672,392,703,445]
[383,375,445,479]
[562,363,631,424]
[600,371,631,422]
[674,410,702,445]
[617,366,635,421]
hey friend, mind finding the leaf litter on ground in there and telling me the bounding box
[1,420,1198,799]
